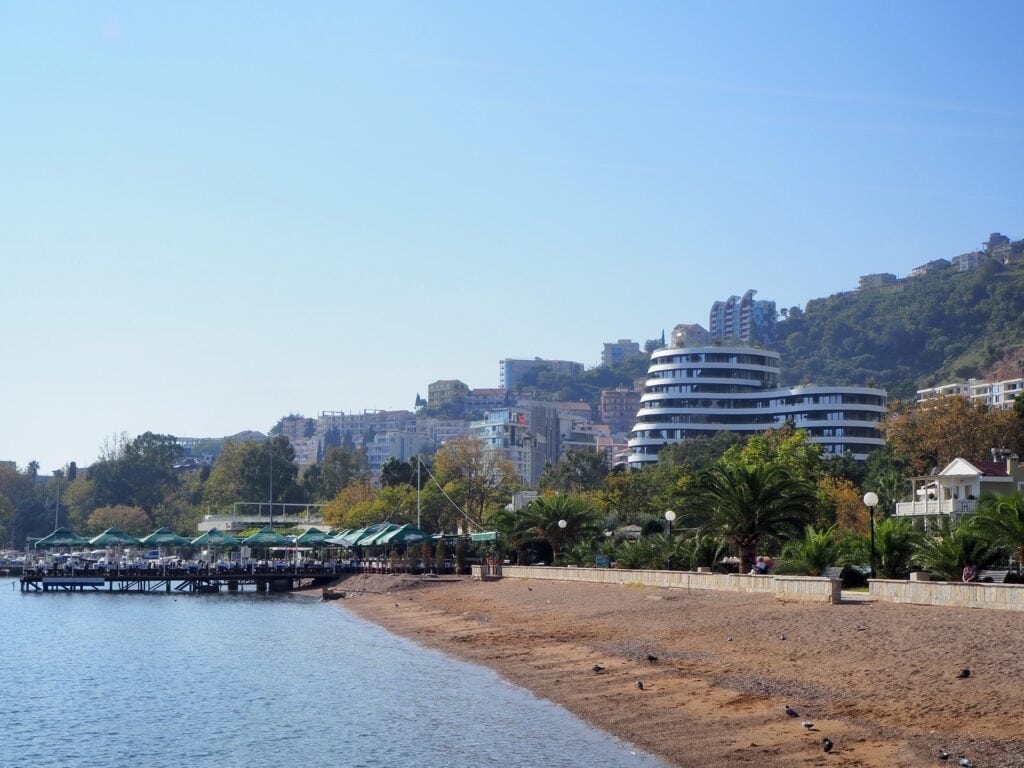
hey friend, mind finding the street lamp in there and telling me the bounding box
[664,510,676,541]
[555,519,567,566]
[863,492,879,579]
[52,470,62,531]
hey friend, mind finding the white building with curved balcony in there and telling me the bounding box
[626,345,887,469]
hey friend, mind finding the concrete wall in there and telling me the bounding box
[870,579,1024,611]
[499,565,841,604]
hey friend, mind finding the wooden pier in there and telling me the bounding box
[20,565,341,594]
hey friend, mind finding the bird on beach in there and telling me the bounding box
[784,705,799,718]
[779,634,786,640]
[592,664,605,673]
[938,749,950,760]
[821,738,833,753]
[956,668,971,679]
[958,758,973,767]
[802,720,814,730]
[646,654,658,663]
[636,679,644,690]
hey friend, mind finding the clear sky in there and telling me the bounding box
[3,2,1023,473]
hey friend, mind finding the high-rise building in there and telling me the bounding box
[708,289,776,345]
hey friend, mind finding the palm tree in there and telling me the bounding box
[870,516,919,579]
[521,494,602,564]
[691,463,817,574]
[613,539,651,570]
[777,525,837,576]
[916,517,995,581]
[970,493,1024,572]
[679,531,729,571]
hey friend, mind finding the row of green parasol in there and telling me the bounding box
[324,523,431,548]
[33,523,431,552]
[32,526,332,549]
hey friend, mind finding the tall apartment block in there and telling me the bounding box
[601,339,641,367]
[708,289,777,345]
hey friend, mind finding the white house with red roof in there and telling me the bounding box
[895,453,1024,519]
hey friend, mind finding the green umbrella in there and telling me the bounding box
[90,528,142,547]
[35,528,90,548]
[377,524,432,546]
[242,526,292,546]
[295,528,329,545]
[325,527,367,547]
[141,527,192,547]
[359,523,402,547]
[191,528,241,547]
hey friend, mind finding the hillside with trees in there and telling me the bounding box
[775,259,1024,399]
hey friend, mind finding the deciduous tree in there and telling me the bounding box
[87,505,151,536]
[880,396,1020,475]
[434,437,518,528]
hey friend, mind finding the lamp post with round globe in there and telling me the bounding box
[862,492,879,579]
[664,510,677,570]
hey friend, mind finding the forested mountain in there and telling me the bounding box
[775,260,1024,400]
[516,258,1024,408]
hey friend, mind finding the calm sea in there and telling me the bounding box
[0,582,666,768]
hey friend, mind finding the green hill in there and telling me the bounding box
[775,259,1024,399]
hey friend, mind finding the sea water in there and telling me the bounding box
[0,583,666,768]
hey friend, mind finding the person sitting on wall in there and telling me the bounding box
[962,561,978,583]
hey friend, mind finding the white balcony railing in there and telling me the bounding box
[894,499,978,517]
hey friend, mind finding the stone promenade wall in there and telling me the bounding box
[869,579,1024,611]
[497,565,841,604]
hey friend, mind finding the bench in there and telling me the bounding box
[976,569,1009,583]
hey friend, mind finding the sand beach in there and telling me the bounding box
[330,573,1024,768]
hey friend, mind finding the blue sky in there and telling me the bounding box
[3,2,1023,472]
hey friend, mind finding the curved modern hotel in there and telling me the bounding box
[627,345,888,469]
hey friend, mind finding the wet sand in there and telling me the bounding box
[326,573,1024,768]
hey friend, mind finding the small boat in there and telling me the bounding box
[321,587,345,601]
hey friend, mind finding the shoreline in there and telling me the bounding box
[328,573,1024,768]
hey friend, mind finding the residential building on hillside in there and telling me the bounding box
[859,273,898,290]
[413,416,468,447]
[465,388,510,414]
[708,289,777,345]
[671,323,711,347]
[289,437,321,467]
[917,376,1024,411]
[626,344,887,469]
[427,379,470,408]
[365,431,438,477]
[559,420,614,464]
[318,409,417,448]
[895,452,1024,522]
[952,251,985,272]
[468,401,559,487]
[984,232,1010,255]
[601,339,642,367]
[600,386,642,435]
[499,358,583,389]
[275,416,314,441]
[910,259,951,277]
